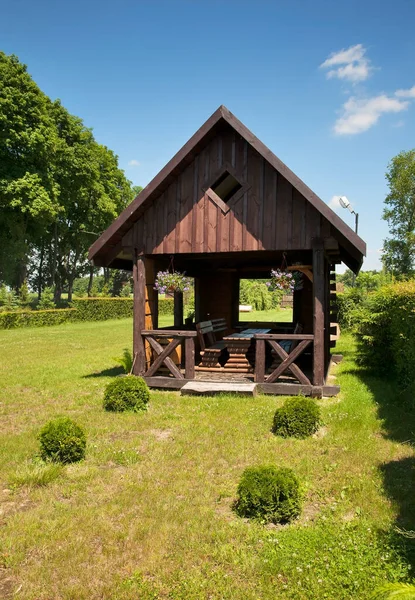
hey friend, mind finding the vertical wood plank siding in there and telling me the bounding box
[127,126,331,254]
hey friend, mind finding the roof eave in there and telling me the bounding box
[89,105,366,266]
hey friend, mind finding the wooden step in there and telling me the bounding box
[181,381,257,396]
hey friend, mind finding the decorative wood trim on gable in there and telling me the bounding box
[205,187,231,214]
[202,161,251,215]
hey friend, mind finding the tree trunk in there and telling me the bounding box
[15,261,27,291]
[67,276,74,303]
[87,265,94,297]
[54,283,62,304]
[38,241,45,300]
[52,222,59,301]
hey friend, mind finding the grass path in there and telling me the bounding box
[0,320,414,599]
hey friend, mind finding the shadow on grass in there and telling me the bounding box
[343,366,415,446]
[380,457,415,533]
[346,362,415,568]
[83,366,124,378]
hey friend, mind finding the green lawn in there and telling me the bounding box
[0,319,414,599]
[239,307,293,322]
[159,307,293,329]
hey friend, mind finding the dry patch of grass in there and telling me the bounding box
[0,320,414,599]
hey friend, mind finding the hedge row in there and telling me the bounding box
[0,308,78,329]
[0,298,134,330]
[355,281,415,391]
[336,288,365,330]
[158,298,174,315]
[71,298,133,321]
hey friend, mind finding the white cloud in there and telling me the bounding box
[321,44,372,83]
[334,94,409,135]
[328,195,342,210]
[395,85,415,98]
[128,159,140,167]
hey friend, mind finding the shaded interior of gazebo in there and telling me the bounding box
[139,249,319,343]
[122,246,339,396]
[89,106,366,397]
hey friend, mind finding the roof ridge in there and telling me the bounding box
[89,105,366,264]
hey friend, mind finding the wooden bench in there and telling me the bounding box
[196,319,229,369]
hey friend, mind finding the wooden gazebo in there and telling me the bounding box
[89,106,365,397]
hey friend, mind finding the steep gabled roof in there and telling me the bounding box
[89,105,366,269]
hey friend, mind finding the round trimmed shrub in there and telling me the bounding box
[235,465,301,524]
[103,376,150,412]
[272,397,321,438]
[39,417,86,463]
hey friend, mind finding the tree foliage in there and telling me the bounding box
[0,52,136,298]
[239,279,282,311]
[338,269,392,294]
[382,150,415,276]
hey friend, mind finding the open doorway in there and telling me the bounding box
[238,279,293,324]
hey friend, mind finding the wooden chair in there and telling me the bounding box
[196,318,229,369]
[269,323,303,371]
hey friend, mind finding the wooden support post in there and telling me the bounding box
[185,337,195,379]
[145,259,158,331]
[231,274,240,328]
[313,241,325,386]
[133,250,146,376]
[173,291,184,368]
[174,291,184,327]
[144,259,158,368]
[194,277,200,323]
[254,338,265,383]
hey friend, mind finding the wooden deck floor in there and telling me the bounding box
[145,359,340,398]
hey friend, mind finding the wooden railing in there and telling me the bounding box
[254,333,314,385]
[141,330,196,379]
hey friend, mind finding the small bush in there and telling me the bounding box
[103,376,150,412]
[235,465,301,524]
[272,397,321,438]
[37,287,55,310]
[39,417,86,463]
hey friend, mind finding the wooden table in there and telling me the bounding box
[223,328,271,372]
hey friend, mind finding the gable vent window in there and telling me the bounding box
[211,171,242,203]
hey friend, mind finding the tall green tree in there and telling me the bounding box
[0,52,136,300]
[382,150,415,276]
[45,101,132,301]
[132,185,143,197]
[0,52,59,288]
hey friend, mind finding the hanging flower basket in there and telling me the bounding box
[154,270,192,294]
[266,269,303,293]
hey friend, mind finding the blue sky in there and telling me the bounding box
[2,0,415,270]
